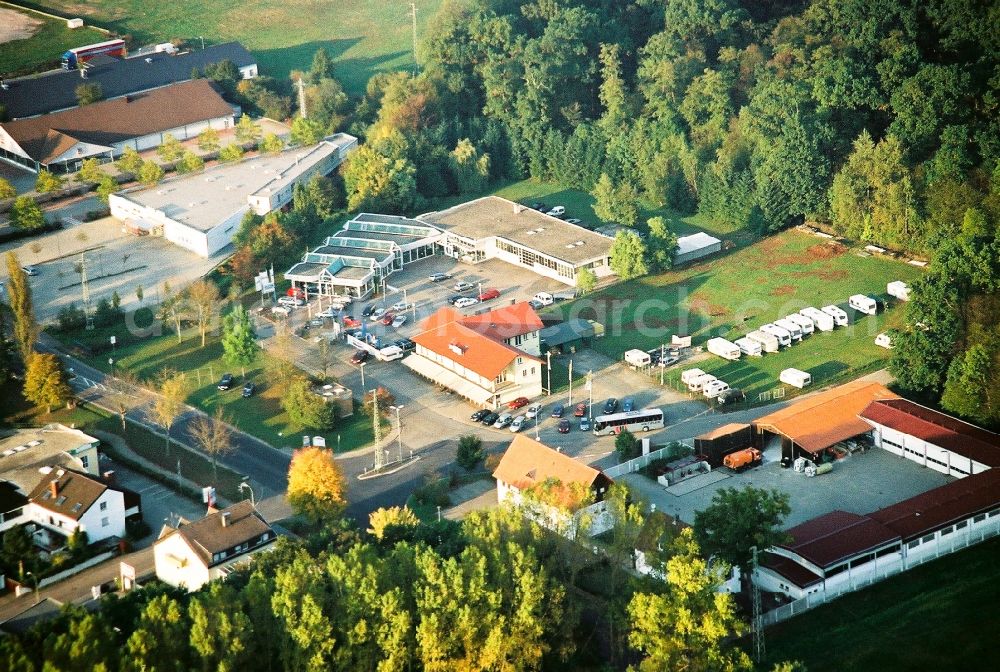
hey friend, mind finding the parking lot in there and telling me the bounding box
[621,441,954,527]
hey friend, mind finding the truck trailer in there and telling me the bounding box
[62,39,127,69]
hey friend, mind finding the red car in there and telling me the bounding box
[381,312,396,326]
[343,316,361,328]
[508,396,530,409]
[287,287,305,299]
[478,287,501,301]
[573,402,587,417]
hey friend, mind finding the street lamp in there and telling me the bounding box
[390,405,405,463]
[238,481,256,507]
[359,361,366,389]
[25,571,39,605]
[546,351,552,396]
[108,357,114,377]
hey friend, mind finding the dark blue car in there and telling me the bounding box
[550,404,565,418]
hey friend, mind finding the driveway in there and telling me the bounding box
[108,462,208,546]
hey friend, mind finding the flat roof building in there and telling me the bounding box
[110,133,358,257]
[419,196,613,286]
[674,232,722,265]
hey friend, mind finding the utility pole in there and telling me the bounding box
[409,3,418,75]
[568,359,573,405]
[751,546,765,663]
[546,351,552,395]
[660,343,665,386]
[81,252,93,330]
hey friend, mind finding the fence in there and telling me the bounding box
[604,442,692,478]
[38,549,117,588]
[760,517,1000,627]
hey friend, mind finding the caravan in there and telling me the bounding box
[681,368,706,386]
[779,368,812,389]
[746,330,780,353]
[800,307,834,332]
[821,305,849,326]
[707,337,741,361]
[774,318,803,342]
[849,294,879,315]
[887,281,910,301]
[624,349,652,368]
[687,373,718,393]
[703,380,731,399]
[760,323,792,347]
[786,313,815,335]
[734,337,763,357]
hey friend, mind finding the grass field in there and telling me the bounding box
[549,228,922,404]
[760,536,1000,671]
[21,0,452,95]
[0,4,108,78]
[51,321,375,451]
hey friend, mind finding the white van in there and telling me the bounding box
[734,337,763,357]
[546,206,566,217]
[688,373,718,392]
[681,368,706,385]
[821,305,849,326]
[533,292,554,306]
[625,349,652,368]
[849,294,878,315]
[875,333,893,349]
[774,318,803,341]
[780,368,812,388]
[787,313,814,335]
[707,337,741,361]
[800,307,834,332]
[703,380,731,399]
[760,323,792,347]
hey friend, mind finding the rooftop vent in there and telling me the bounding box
[448,342,467,356]
[221,511,231,527]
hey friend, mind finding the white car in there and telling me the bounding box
[533,292,553,306]
[525,403,543,419]
[453,297,479,309]
[391,314,407,328]
[316,307,340,318]
[391,301,410,312]
[331,294,353,305]
[271,305,291,316]
[369,307,387,321]
[21,265,39,276]
[546,206,565,217]
[509,415,527,432]
[453,281,474,292]
[277,296,304,307]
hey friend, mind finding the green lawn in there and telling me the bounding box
[550,229,922,404]
[23,0,453,95]
[51,322,375,451]
[0,5,108,78]
[760,536,1000,671]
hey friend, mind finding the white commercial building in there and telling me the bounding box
[110,133,358,257]
[673,232,722,265]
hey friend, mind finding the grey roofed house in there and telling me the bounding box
[539,319,600,351]
[0,42,256,120]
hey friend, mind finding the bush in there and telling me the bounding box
[10,196,45,229]
[412,473,451,508]
[57,303,87,332]
[615,428,640,460]
[455,434,485,471]
[35,170,65,194]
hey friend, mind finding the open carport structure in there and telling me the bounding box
[752,381,899,462]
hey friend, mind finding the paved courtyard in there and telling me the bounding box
[622,443,954,528]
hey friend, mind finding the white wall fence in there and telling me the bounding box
[605,442,692,478]
[761,516,1000,627]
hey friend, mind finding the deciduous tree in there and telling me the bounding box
[0,177,16,199]
[9,196,44,230]
[576,266,597,294]
[5,252,38,361]
[609,230,649,280]
[186,279,220,347]
[283,377,334,430]
[139,160,165,185]
[157,134,185,162]
[218,143,244,162]
[74,82,103,106]
[197,127,220,153]
[368,505,420,541]
[188,407,234,481]
[116,147,144,176]
[287,446,347,523]
[34,170,64,194]
[151,370,186,457]
[234,114,262,144]
[693,485,791,575]
[592,172,640,227]
[455,434,485,471]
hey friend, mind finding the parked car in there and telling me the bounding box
[350,349,370,365]
[478,288,501,301]
[565,218,582,226]
[343,316,361,328]
[718,388,745,405]
[471,409,491,422]
[381,312,395,326]
[622,397,635,412]
[217,373,234,391]
[453,281,474,292]
[481,411,500,426]
[528,300,544,310]
[369,307,387,322]
[277,296,304,307]
[525,403,543,419]
[510,415,527,432]
[242,381,256,398]
[533,292,554,306]
[546,206,566,218]
[21,265,38,276]
[579,416,591,431]
[508,396,530,409]
[551,404,565,418]
[603,398,619,414]
[448,294,472,305]
[493,413,514,429]
[454,297,479,309]
[558,419,571,434]
[428,272,451,282]
[391,301,410,312]
[530,202,547,211]
[394,338,415,352]
[391,314,407,328]
[271,305,291,316]
[573,402,587,417]
[317,306,340,318]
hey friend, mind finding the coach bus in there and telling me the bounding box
[592,408,665,436]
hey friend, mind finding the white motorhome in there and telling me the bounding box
[786,313,814,335]
[779,368,812,388]
[746,330,780,353]
[887,281,910,301]
[774,318,803,341]
[687,373,718,392]
[760,323,792,347]
[681,368,705,386]
[703,380,731,399]
[624,349,652,368]
[707,337,741,361]
[821,305,849,326]
[849,294,878,315]
[800,307,834,332]
[734,337,763,357]
[875,333,893,349]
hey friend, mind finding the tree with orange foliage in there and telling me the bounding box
[287,446,347,523]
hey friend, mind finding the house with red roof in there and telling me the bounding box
[403,303,544,407]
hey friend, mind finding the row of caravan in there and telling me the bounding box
[680,368,732,399]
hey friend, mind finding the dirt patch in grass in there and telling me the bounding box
[771,284,796,296]
[689,293,728,317]
[807,242,848,259]
[0,8,42,44]
[789,269,850,281]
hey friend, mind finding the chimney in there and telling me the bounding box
[49,479,59,498]
[221,511,231,527]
